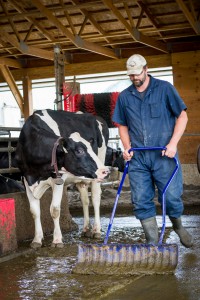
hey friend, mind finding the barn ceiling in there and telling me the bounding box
[0,0,200,72]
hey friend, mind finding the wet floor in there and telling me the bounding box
[0,215,200,300]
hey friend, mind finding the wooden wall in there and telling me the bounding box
[172,51,200,164]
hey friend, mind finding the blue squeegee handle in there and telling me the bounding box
[103,146,179,245]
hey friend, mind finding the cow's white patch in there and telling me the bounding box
[96,120,107,162]
[69,132,104,169]
[35,110,61,136]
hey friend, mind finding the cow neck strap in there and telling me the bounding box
[51,136,64,185]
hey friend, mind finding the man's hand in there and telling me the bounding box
[162,143,177,158]
[123,148,134,161]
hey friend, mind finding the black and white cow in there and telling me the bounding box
[15,109,110,248]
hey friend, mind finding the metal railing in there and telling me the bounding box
[0,127,21,174]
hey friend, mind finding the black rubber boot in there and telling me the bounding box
[140,217,159,245]
[169,217,193,248]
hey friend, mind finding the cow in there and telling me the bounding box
[105,146,125,173]
[0,174,25,194]
[15,109,110,248]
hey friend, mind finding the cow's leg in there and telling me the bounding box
[50,180,64,248]
[76,183,92,237]
[91,181,102,238]
[24,178,43,248]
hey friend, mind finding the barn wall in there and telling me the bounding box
[171,51,200,185]
[172,51,200,166]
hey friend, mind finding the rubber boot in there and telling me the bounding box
[169,217,193,248]
[140,217,159,245]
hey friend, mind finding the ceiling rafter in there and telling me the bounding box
[9,0,56,41]
[102,0,168,53]
[77,15,88,35]
[0,0,199,70]
[59,0,77,36]
[31,0,118,59]
[24,24,35,42]
[135,7,144,29]
[0,0,21,41]
[0,0,134,21]
[71,0,115,48]
[137,1,163,38]
[123,2,135,28]
[176,0,200,34]
[0,27,55,60]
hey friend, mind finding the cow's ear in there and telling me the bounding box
[58,138,69,153]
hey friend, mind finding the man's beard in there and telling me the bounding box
[131,73,146,87]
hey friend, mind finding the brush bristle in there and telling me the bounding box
[72,243,178,275]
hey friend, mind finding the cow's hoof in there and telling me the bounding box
[81,231,92,238]
[51,242,64,248]
[31,242,42,249]
[93,232,101,239]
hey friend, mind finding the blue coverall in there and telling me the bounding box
[112,75,187,220]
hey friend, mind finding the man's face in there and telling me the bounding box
[129,68,147,87]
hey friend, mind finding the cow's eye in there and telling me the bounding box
[75,147,85,157]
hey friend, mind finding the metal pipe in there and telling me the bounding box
[0,168,20,174]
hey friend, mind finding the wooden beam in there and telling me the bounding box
[31,0,118,59]
[22,75,33,120]
[176,0,200,34]
[137,1,163,37]
[74,35,117,58]
[0,0,133,21]
[71,0,114,47]
[0,57,22,68]
[11,0,55,41]
[60,0,77,36]
[0,53,172,82]
[19,41,54,61]
[0,28,55,60]
[102,0,168,53]
[0,65,24,112]
[0,0,21,41]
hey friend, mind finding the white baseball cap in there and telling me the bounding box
[126,54,147,75]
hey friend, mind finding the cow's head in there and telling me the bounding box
[59,132,109,181]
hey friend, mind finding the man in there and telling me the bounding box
[112,54,193,248]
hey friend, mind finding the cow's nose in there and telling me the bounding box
[96,167,110,180]
[103,168,110,179]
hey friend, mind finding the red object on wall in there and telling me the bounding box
[63,82,80,112]
[0,198,17,255]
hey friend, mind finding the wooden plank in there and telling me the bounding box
[176,0,200,34]
[179,135,200,163]
[0,65,24,112]
[22,75,33,120]
[0,57,22,68]
[172,51,200,67]
[19,42,54,61]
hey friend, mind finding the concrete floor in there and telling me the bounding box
[0,214,199,300]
